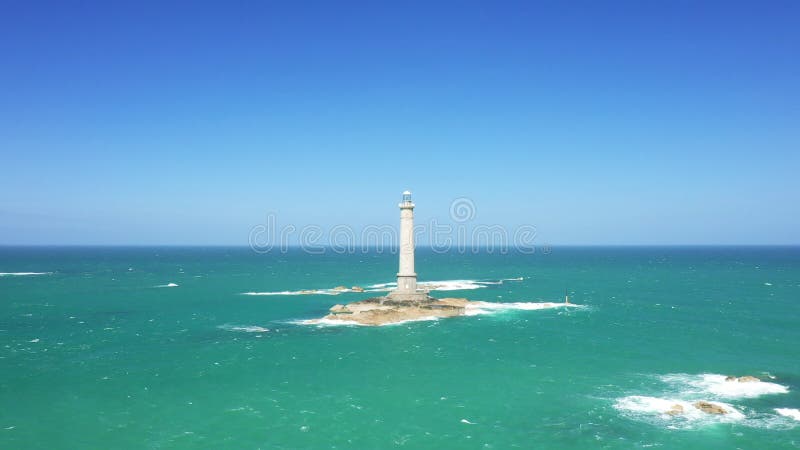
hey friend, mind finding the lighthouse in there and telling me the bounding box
[388,191,429,303]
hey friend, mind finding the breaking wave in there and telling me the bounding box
[292,318,367,327]
[374,278,524,292]
[244,288,343,296]
[0,272,52,277]
[156,283,179,288]
[218,324,270,333]
[614,396,745,428]
[243,277,524,296]
[293,316,442,327]
[292,300,579,327]
[775,408,800,421]
[464,301,582,316]
[659,373,789,399]
[613,373,795,430]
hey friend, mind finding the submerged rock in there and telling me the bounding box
[693,401,728,415]
[666,404,684,416]
[725,375,761,383]
[351,286,365,292]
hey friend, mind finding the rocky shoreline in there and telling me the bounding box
[299,295,581,326]
[309,296,478,326]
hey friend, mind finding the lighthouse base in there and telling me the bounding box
[385,290,433,304]
[385,274,429,303]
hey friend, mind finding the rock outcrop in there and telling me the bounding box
[315,296,476,326]
[725,375,760,382]
[693,401,728,415]
[666,404,684,416]
[737,375,760,382]
[329,304,351,314]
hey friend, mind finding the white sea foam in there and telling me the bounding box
[660,373,789,399]
[218,324,270,333]
[245,277,525,296]
[464,301,582,316]
[243,289,340,296]
[775,408,800,421]
[373,278,525,292]
[156,283,179,288]
[0,272,51,277]
[616,396,800,430]
[293,315,441,327]
[420,280,486,291]
[614,395,745,428]
[294,301,577,327]
[379,316,440,326]
[294,318,366,327]
[615,373,794,430]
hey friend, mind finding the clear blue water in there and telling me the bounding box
[1,246,799,448]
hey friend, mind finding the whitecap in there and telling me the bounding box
[460,419,477,424]
[419,278,523,291]
[246,277,525,297]
[379,316,440,326]
[367,280,489,291]
[660,373,788,399]
[293,315,441,327]
[156,283,179,288]
[293,318,366,327]
[420,280,487,291]
[243,289,340,296]
[0,272,51,277]
[464,301,582,316]
[218,324,269,333]
[614,395,745,428]
[775,408,800,421]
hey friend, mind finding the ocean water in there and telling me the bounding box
[1,246,799,449]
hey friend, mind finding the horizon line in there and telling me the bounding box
[1,244,798,248]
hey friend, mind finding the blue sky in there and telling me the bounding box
[1,1,798,245]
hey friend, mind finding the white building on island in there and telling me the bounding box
[387,191,430,303]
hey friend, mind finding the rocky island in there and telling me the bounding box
[304,191,577,326]
[317,296,470,326]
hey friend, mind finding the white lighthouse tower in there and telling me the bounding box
[387,190,429,303]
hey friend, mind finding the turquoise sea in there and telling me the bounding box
[1,246,799,449]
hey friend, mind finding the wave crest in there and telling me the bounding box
[615,395,745,428]
[775,408,800,421]
[0,272,52,277]
[218,324,270,333]
[660,373,788,399]
[465,301,582,316]
[243,277,524,296]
